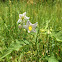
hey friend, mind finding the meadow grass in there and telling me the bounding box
[0,0,62,62]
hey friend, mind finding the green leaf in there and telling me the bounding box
[9,40,29,51]
[0,40,29,59]
[0,50,12,60]
[23,40,29,44]
[48,56,58,62]
[51,31,62,42]
[45,53,59,62]
[8,41,22,51]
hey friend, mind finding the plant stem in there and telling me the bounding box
[35,28,39,62]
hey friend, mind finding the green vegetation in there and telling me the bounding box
[0,0,62,62]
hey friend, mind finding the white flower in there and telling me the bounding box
[17,12,30,24]
[23,21,38,33]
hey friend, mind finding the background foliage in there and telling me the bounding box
[0,0,62,62]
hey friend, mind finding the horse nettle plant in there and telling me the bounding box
[17,12,38,33]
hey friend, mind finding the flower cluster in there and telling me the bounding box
[17,12,38,33]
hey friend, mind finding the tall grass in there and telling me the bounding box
[0,0,62,62]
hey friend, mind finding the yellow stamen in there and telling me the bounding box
[28,26,32,31]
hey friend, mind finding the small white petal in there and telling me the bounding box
[17,19,22,24]
[34,22,38,26]
[32,29,36,32]
[19,14,23,18]
[31,22,38,28]
[25,16,30,20]
[23,12,26,16]
[36,22,38,25]
[28,30,30,33]
[26,20,30,25]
